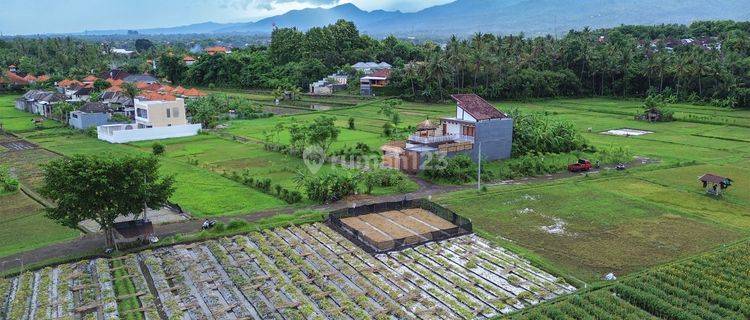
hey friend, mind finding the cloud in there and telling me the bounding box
[225,0,340,11]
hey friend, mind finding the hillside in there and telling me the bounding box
[85,0,750,37]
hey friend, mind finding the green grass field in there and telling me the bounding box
[0,190,80,258]
[438,98,750,283]
[507,240,750,319]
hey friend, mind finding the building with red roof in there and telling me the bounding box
[183,55,197,65]
[205,46,231,55]
[380,93,513,172]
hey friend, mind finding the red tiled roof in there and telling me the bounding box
[82,75,98,82]
[183,55,196,62]
[139,91,176,101]
[172,86,186,95]
[36,75,50,82]
[23,74,37,82]
[106,78,124,87]
[205,46,229,55]
[160,85,174,92]
[5,71,29,85]
[107,86,123,92]
[370,69,391,78]
[135,81,150,90]
[450,94,506,121]
[58,79,82,88]
[182,88,206,97]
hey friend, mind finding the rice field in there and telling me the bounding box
[0,224,574,320]
[507,240,750,319]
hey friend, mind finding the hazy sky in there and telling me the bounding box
[0,0,453,35]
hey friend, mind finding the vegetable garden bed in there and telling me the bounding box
[0,224,574,319]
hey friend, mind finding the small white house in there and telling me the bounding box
[97,98,201,143]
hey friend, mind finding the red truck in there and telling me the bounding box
[568,159,592,172]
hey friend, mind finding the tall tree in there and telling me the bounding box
[41,154,174,248]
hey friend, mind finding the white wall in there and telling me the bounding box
[445,122,461,135]
[456,106,477,122]
[98,124,201,143]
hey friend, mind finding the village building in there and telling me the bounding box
[309,73,348,95]
[183,55,197,66]
[15,90,67,117]
[69,102,110,130]
[82,75,98,86]
[97,98,201,143]
[69,87,93,102]
[381,94,513,173]
[110,48,136,56]
[352,61,392,74]
[123,74,158,84]
[100,91,135,118]
[100,69,131,81]
[360,69,391,96]
[205,46,231,55]
[1,70,30,90]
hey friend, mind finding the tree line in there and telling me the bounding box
[4,20,750,107]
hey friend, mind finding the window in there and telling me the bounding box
[166,108,171,118]
[172,107,180,118]
[136,108,148,119]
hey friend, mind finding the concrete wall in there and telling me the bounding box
[98,123,201,143]
[470,117,513,161]
[69,111,109,130]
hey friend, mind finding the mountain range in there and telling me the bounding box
[83,0,750,37]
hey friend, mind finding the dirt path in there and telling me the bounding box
[0,159,653,273]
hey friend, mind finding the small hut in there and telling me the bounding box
[416,119,438,137]
[698,173,733,196]
[113,219,154,245]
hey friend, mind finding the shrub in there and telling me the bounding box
[361,168,408,194]
[507,108,588,156]
[0,166,19,192]
[423,154,476,183]
[297,170,358,203]
[151,142,165,156]
[227,219,248,230]
[348,117,355,130]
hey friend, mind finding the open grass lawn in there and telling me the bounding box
[0,95,61,132]
[223,99,455,150]
[127,134,419,198]
[0,190,80,258]
[21,130,287,216]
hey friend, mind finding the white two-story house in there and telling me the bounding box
[97,98,201,143]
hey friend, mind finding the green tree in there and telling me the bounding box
[40,154,174,248]
[158,52,187,84]
[121,82,140,108]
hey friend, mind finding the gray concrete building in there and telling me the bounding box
[69,102,110,130]
[381,94,513,172]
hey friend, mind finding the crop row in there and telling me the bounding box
[0,255,159,320]
[509,241,750,319]
[1,223,574,320]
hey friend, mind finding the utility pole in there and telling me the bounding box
[477,142,482,190]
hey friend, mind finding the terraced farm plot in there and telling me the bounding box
[1,224,574,320]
